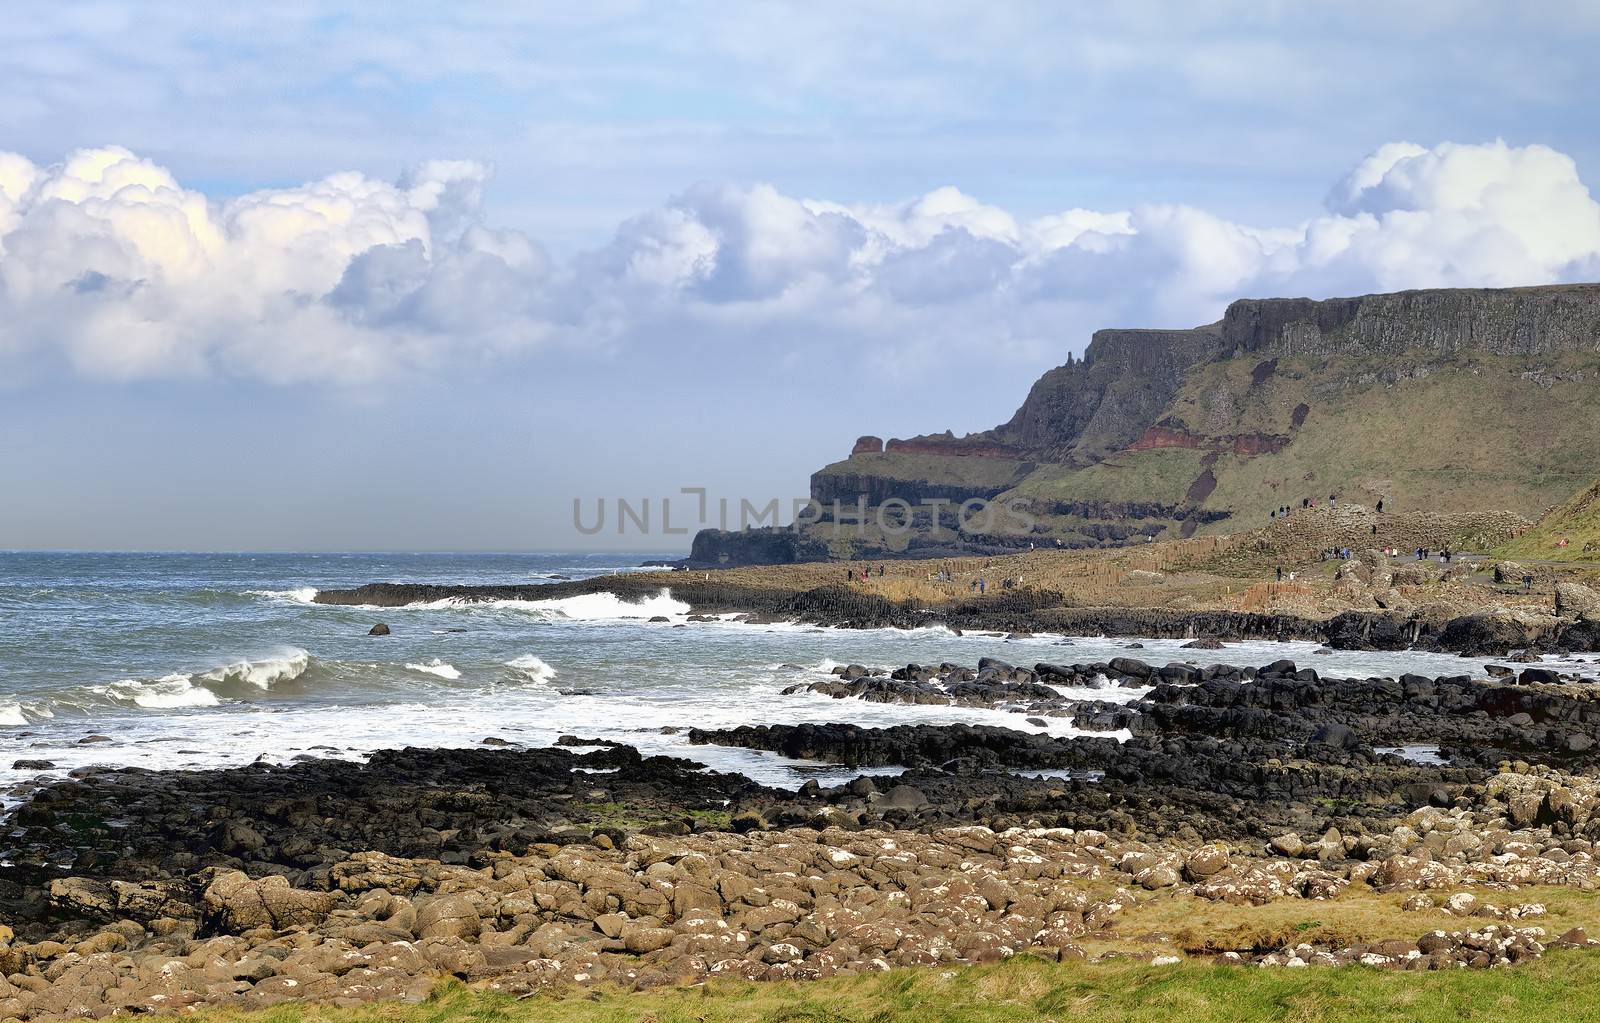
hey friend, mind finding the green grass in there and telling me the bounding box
[1496,479,1600,563]
[200,952,1600,1023]
[815,453,1027,490]
[1195,355,1600,531]
[1006,448,1210,506]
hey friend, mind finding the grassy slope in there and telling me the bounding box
[814,452,1027,489]
[202,953,1600,1023]
[821,356,1600,543]
[1197,356,1599,531]
[1497,479,1600,562]
[1004,448,1209,505]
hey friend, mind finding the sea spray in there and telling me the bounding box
[506,654,557,685]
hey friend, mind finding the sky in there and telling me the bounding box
[3,2,1600,552]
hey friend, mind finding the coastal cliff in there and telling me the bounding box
[693,283,1600,564]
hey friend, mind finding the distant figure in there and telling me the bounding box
[1377,498,1385,514]
[1560,536,1571,549]
[979,576,986,594]
[1275,566,1283,582]
[1330,494,1337,509]
[877,564,885,577]
[1371,524,1378,535]
[1524,574,1534,593]
[846,568,853,582]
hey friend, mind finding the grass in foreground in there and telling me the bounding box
[203,952,1600,1023]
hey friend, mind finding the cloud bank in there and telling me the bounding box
[2,139,1598,384]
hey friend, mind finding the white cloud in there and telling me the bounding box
[2,139,1598,385]
[0,146,551,382]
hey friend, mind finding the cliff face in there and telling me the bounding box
[689,283,1600,565]
[991,326,1224,459]
[1218,284,1600,360]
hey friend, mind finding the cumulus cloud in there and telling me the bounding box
[2,139,1599,385]
[0,146,550,382]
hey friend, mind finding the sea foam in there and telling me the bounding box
[406,659,463,680]
[407,587,690,621]
[506,654,557,684]
[248,587,320,604]
[197,649,313,690]
[99,675,223,709]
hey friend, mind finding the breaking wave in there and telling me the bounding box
[505,654,557,685]
[0,702,28,727]
[406,659,462,680]
[248,587,319,604]
[36,648,317,718]
[95,675,222,709]
[409,588,691,621]
[196,649,313,689]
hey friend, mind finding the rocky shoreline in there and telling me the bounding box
[9,649,1600,1018]
[311,576,1600,656]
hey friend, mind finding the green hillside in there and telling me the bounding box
[1498,478,1600,562]
[694,284,1600,562]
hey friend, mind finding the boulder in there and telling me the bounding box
[415,894,482,941]
[1184,844,1231,880]
[1556,583,1600,621]
[203,871,337,933]
[368,623,391,636]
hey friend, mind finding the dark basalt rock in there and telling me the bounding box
[312,578,1600,656]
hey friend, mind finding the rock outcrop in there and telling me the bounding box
[697,283,1600,563]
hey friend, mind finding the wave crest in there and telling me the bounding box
[197,649,313,690]
[96,675,222,709]
[406,659,462,680]
[248,587,319,604]
[506,654,557,685]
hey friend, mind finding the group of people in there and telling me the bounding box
[1269,493,1388,521]
[845,564,887,582]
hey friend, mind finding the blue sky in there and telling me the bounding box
[3,3,1600,551]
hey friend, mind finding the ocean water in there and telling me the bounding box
[4,552,1596,802]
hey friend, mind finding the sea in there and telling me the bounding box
[5,551,1598,804]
